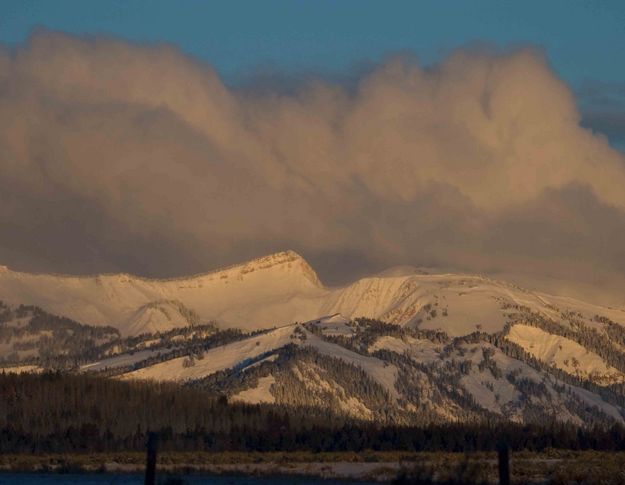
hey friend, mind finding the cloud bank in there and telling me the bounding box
[1,31,625,303]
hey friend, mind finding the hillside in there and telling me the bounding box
[90,318,625,426]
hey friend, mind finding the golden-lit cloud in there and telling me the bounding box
[1,31,625,303]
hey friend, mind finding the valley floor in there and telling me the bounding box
[2,450,625,483]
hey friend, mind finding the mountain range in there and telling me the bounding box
[2,250,625,427]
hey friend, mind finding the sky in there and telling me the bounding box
[1,1,625,303]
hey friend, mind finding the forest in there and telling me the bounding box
[2,372,625,454]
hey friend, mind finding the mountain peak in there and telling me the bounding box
[236,250,322,288]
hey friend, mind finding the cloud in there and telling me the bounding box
[1,31,625,304]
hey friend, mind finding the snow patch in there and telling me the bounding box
[232,375,276,404]
[506,324,624,385]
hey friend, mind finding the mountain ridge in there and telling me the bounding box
[1,250,624,337]
[0,250,318,285]
[0,250,325,334]
[3,253,625,427]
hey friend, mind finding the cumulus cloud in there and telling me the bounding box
[1,31,625,303]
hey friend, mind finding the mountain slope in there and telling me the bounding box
[2,251,625,339]
[0,251,325,335]
[99,319,625,426]
[326,271,625,336]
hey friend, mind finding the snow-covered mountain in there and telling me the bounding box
[109,318,625,426]
[1,250,624,338]
[3,251,625,426]
[0,251,324,335]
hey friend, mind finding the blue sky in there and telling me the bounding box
[1,1,623,84]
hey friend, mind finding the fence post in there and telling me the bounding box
[145,431,158,485]
[497,440,510,485]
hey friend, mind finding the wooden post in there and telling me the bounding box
[497,440,510,485]
[145,432,158,485]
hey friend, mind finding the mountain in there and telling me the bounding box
[102,318,625,426]
[2,250,624,338]
[0,251,324,335]
[2,251,625,426]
